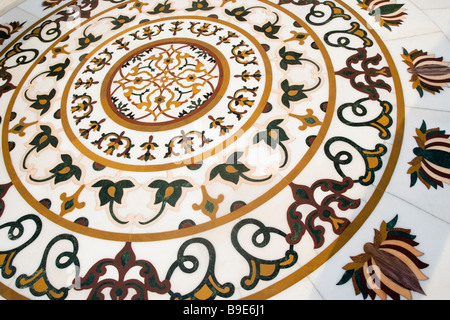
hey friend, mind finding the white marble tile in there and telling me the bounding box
[0,0,25,16]
[0,0,449,302]
[423,8,450,39]
[18,0,53,17]
[386,106,450,223]
[270,276,324,300]
[409,0,450,10]
[360,0,441,42]
[311,191,449,300]
[385,32,450,111]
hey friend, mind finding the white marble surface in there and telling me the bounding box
[0,0,449,301]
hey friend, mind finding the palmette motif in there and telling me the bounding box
[0,0,410,300]
[337,215,428,300]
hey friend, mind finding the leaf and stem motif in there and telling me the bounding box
[138,135,159,161]
[98,15,136,31]
[75,77,99,89]
[93,131,134,158]
[230,41,258,66]
[337,215,429,300]
[77,26,102,50]
[31,58,70,83]
[209,152,273,185]
[47,59,70,79]
[254,12,281,39]
[79,119,105,140]
[401,48,450,97]
[71,93,97,125]
[253,119,290,168]
[279,46,320,71]
[234,69,261,82]
[22,125,59,170]
[83,49,113,74]
[227,87,258,120]
[29,154,82,185]
[91,179,135,225]
[186,0,215,12]
[164,130,212,158]
[139,179,193,226]
[280,78,321,108]
[130,24,164,41]
[25,89,56,116]
[208,115,234,136]
[407,121,450,189]
[189,22,222,37]
[147,0,175,14]
[225,6,265,22]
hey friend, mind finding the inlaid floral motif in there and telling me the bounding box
[408,121,450,189]
[402,48,450,97]
[338,215,428,300]
[0,0,407,300]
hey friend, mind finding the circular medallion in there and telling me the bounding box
[0,0,404,300]
[105,39,225,128]
[61,16,272,170]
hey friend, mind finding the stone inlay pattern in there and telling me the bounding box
[0,0,404,300]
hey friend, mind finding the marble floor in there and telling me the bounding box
[0,0,449,301]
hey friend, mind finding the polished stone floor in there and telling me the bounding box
[0,0,449,300]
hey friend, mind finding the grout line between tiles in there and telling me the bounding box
[0,0,26,17]
[384,190,450,225]
[421,10,450,42]
[384,30,446,42]
[404,105,450,113]
[308,276,326,300]
[0,0,448,302]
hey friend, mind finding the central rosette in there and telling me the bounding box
[108,41,222,126]
[62,17,271,170]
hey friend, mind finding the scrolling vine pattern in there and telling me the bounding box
[0,0,419,300]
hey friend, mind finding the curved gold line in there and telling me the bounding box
[242,0,405,300]
[0,282,28,300]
